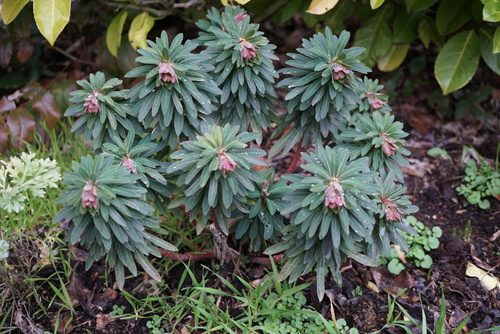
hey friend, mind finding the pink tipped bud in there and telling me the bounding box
[83,92,100,113]
[239,40,257,61]
[120,156,137,174]
[332,63,349,81]
[370,97,387,110]
[158,62,177,83]
[381,133,398,157]
[234,12,248,24]
[325,179,346,210]
[82,181,98,210]
[382,199,403,222]
[218,151,237,175]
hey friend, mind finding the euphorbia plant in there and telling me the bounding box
[56,6,419,298]
[125,32,222,150]
[196,6,279,141]
[266,147,381,298]
[65,72,135,150]
[53,154,177,288]
[271,28,370,158]
[167,123,266,235]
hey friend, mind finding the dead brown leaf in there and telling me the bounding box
[96,313,112,330]
[17,41,34,63]
[32,90,61,128]
[0,96,16,112]
[0,38,13,68]
[6,107,35,151]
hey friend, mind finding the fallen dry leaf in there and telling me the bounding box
[465,262,500,291]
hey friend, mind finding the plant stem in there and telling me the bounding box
[248,254,283,264]
[158,248,215,261]
[286,140,303,174]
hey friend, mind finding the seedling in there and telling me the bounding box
[456,148,500,209]
[379,216,442,274]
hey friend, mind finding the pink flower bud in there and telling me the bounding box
[239,40,257,61]
[370,97,387,110]
[325,179,346,210]
[381,133,398,157]
[82,181,98,210]
[119,156,137,174]
[332,63,349,81]
[83,92,100,113]
[381,199,403,222]
[218,151,237,175]
[234,12,248,24]
[158,62,177,83]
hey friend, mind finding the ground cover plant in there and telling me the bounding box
[1,2,499,334]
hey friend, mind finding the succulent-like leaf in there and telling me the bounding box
[53,154,176,289]
[196,7,279,142]
[168,124,266,234]
[125,31,221,150]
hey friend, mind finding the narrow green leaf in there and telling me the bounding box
[33,0,71,46]
[377,43,409,72]
[483,2,500,22]
[1,0,30,24]
[106,10,128,57]
[435,30,480,94]
[128,12,155,50]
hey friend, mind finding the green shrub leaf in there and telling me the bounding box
[435,30,480,95]
[494,26,500,54]
[418,16,444,48]
[354,6,393,67]
[377,43,409,72]
[128,12,154,50]
[370,0,385,10]
[436,0,470,36]
[106,10,128,57]
[479,27,500,75]
[1,0,30,24]
[405,0,438,12]
[306,0,340,15]
[483,2,500,22]
[393,11,420,44]
[33,0,71,46]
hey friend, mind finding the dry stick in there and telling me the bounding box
[248,254,284,265]
[158,248,284,264]
[286,137,304,174]
[158,248,215,261]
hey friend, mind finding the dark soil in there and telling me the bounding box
[2,10,500,334]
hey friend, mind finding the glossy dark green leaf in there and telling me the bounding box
[479,27,500,75]
[435,30,480,94]
[436,0,470,36]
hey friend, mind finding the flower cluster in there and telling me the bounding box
[81,181,98,209]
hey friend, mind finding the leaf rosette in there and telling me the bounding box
[65,72,134,150]
[167,124,266,235]
[338,110,410,181]
[53,154,176,289]
[102,130,175,214]
[196,6,279,141]
[125,32,222,149]
[271,29,371,157]
[266,147,381,299]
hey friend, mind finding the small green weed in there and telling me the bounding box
[379,216,442,274]
[456,156,500,210]
[452,220,473,243]
[350,286,363,297]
